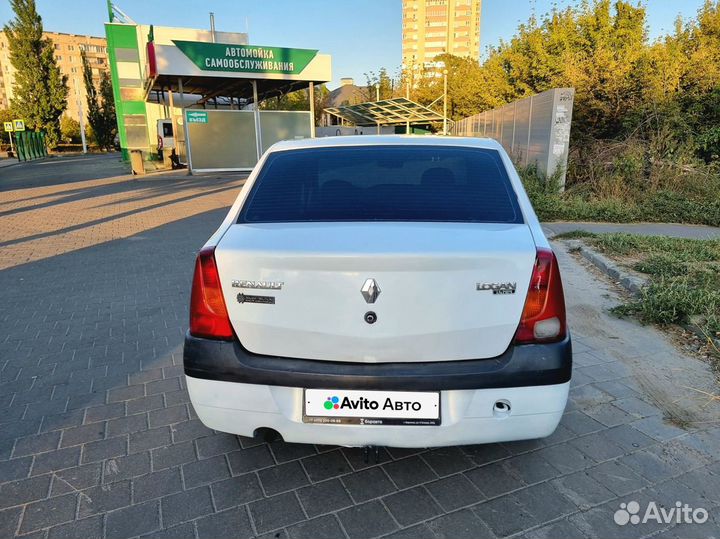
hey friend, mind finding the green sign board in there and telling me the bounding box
[186,111,209,124]
[173,40,318,75]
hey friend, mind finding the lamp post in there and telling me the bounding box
[375,83,381,134]
[74,78,87,154]
[405,76,411,134]
[442,69,448,135]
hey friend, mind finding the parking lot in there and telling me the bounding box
[0,154,718,539]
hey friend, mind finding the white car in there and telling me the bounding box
[184,136,571,448]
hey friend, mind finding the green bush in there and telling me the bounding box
[518,165,720,227]
[617,277,720,335]
[60,116,81,144]
[575,233,720,339]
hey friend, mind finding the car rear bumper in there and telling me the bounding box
[183,333,572,391]
[186,376,570,447]
[184,333,571,447]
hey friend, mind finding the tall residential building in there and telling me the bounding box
[402,0,482,71]
[0,32,108,123]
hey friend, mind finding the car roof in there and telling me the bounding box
[267,135,504,152]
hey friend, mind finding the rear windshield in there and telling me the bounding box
[238,145,523,224]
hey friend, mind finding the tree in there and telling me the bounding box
[59,116,80,143]
[81,50,102,146]
[97,71,117,150]
[365,0,720,165]
[81,52,116,151]
[260,84,330,125]
[3,0,68,148]
[0,108,12,145]
[363,68,395,101]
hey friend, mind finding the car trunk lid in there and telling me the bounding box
[214,222,536,363]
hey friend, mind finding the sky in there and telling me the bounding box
[0,0,710,89]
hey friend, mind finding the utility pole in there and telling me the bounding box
[375,83,381,134]
[308,82,315,138]
[210,12,216,42]
[442,69,448,135]
[405,77,410,134]
[75,78,87,153]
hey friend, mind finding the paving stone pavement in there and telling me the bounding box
[0,157,719,539]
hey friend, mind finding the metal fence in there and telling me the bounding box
[14,131,48,162]
[452,88,574,188]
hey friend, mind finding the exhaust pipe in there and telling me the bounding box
[252,427,283,443]
[493,400,511,418]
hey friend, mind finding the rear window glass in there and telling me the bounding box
[238,145,523,224]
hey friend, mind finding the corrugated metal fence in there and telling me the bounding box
[452,88,574,188]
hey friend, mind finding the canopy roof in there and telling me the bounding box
[148,75,319,105]
[325,98,444,126]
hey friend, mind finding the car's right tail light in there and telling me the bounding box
[515,247,567,344]
[189,246,234,340]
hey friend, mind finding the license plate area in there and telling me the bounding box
[303,389,441,426]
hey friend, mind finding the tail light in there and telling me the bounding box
[515,247,566,344]
[189,246,234,340]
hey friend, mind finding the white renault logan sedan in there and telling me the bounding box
[184,136,571,448]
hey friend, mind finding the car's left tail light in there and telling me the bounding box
[189,246,234,340]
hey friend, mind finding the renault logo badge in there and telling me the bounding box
[361,278,381,304]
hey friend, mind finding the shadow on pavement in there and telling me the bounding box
[0,153,130,191]
[0,182,242,249]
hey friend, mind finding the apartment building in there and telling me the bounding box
[402,0,482,71]
[0,32,108,121]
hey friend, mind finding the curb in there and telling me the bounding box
[564,239,646,295]
[0,155,56,169]
[0,160,21,170]
[561,239,720,351]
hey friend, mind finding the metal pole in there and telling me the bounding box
[179,78,193,175]
[75,78,87,153]
[252,80,262,161]
[375,83,380,102]
[442,69,448,135]
[8,131,14,157]
[168,87,178,154]
[526,95,533,164]
[405,79,410,134]
[210,12,216,42]
[308,82,316,138]
[511,101,517,153]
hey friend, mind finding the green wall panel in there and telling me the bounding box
[107,24,139,50]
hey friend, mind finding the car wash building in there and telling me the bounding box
[104,6,331,172]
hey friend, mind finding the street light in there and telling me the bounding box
[375,83,381,134]
[74,78,87,154]
[405,77,411,134]
[442,69,448,135]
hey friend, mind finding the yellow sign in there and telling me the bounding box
[2,121,13,132]
[13,119,25,131]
